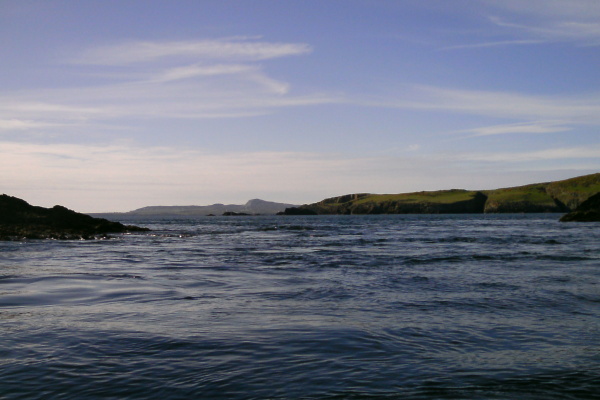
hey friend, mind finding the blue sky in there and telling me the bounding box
[1,0,599,212]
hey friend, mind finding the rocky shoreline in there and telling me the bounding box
[0,194,149,240]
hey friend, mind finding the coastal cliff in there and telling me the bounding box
[482,184,565,213]
[282,173,599,215]
[0,194,148,240]
[289,190,488,215]
[560,192,600,222]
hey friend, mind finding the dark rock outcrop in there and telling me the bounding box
[560,192,600,222]
[278,207,318,215]
[0,194,149,240]
[283,190,488,215]
[371,191,488,214]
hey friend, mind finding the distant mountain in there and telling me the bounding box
[125,199,298,216]
[281,173,600,215]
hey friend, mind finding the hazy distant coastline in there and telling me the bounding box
[92,199,299,217]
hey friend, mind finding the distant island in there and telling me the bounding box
[0,194,149,240]
[281,173,600,217]
[114,199,299,217]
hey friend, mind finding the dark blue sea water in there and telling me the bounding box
[1,214,599,399]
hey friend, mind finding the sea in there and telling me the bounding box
[0,214,599,399]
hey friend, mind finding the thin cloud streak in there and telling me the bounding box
[4,81,600,136]
[0,119,66,131]
[490,17,600,45]
[457,145,600,163]
[483,0,600,20]
[153,64,256,82]
[0,101,103,117]
[456,121,570,138]
[479,0,600,46]
[0,37,333,129]
[0,79,337,126]
[4,35,599,136]
[73,37,313,65]
[440,1,600,51]
[375,85,600,123]
[440,39,543,51]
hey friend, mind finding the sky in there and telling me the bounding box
[1,0,599,212]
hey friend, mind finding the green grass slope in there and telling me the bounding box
[305,190,487,214]
[484,173,600,213]
[546,173,600,210]
[287,172,600,215]
[483,184,561,213]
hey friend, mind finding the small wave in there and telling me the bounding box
[259,286,353,302]
[282,225,316,231]
[474,282,521,290]
[437,237,479,243]
[544,239,561,245]
[538,255,592,261]
[405,255,465,264]
[105,273,145,280]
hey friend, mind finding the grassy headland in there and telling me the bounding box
[283,173,600,215]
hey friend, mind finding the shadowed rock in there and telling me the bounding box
[0,194,149,240]
[278,207,318,215]
[560,192,600,222]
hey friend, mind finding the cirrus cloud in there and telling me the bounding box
[73,37,313,65]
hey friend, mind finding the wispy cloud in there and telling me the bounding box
[441,39,543,51]
[0,100,105,134]
[0,118,66,131]
[73,37,312,65]
[457,145,600,163]
[483,0,600,20]
[0,101,103,117]
[441,1,600,50]
[490,16,600,45]
[0,37,334,133]
[153,64,255,82]
[481,0,600,46]
[456,121,570,138]
[151,63,291,94]
[377,85,600,123]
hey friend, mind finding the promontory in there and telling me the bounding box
[0,194,149,240]
[280,173,600,216]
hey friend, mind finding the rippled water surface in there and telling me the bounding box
[1,214,599,399]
